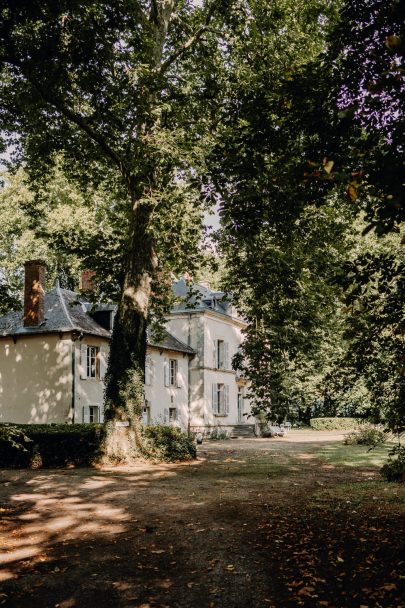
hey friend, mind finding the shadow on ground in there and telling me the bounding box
[0,436,404,608]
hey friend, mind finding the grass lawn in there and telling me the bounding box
[317,439,395,469]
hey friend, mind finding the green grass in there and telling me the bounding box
[318,441,394,469]
[310,480,405,511]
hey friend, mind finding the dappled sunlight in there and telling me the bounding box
[0,437,402,607]
[0,461,184,600]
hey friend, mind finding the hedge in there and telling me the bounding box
[143,425,196,461]
[0,423,196,468]
[310,417,363,431]
[0,423,105,468]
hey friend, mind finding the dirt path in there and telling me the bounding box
[0,432,404,607]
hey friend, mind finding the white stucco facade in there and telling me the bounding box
[165,309,251,433]
[0,280,253,434]
[0,334,73,424]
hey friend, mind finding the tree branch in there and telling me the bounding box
[159,3,216,75]
[2,32,133,189]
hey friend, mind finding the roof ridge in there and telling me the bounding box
[56,283,75,329]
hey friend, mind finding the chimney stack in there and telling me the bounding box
[23,260,47,327]
[79,270,96,292]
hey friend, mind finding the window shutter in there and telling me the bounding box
[99,402,105,423]
[100,345,108,380]
[164,407,169,423]
[164,358,170,387]
[224,342,229,370]
[80,344,88,379]
[145,355,151,386]
[213,340,218,368]
[176,362,181,388]
[82,406,90,423]
[224,385,230,414]
[212,383,218,414]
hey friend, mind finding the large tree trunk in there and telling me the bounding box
[101,201,158,462]
[100,1,175,462]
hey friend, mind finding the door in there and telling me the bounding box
[237,392,244,423]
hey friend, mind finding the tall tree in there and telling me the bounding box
[0,1,224,446]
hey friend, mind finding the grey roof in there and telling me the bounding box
[148,330,195,355]
[0,286,110,338]
[0,286,195,355]
[172,278,232,317]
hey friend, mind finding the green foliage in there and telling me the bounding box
[0,0,226,413]
[310,418,362,431]
[344,426,386,447]
[0,424,105,468]
[207,427,230,440]
[380,445,405,482]
[143,426,196,462]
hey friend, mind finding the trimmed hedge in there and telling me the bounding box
[0,423,197,468]
[0,423,105,468]
[143,425,196,461]
[310,417,363,431]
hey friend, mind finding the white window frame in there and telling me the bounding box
[214,339,229,370]
[169,359,178,386]
[82,404,103,423]
[169,407,178,423]
[145,355,152,386]
[86,345,100,379]
[212,383,230,416]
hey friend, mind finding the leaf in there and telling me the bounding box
[381,583,397,591]
[297,586,315,597]
[323,159,334,174]
[347,184,358,201]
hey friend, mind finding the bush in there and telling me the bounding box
[344,426,386,446]
[208,427,230,440]
[310,417,362,431]
[380,445,405,482]
[0,423,105,468]
[143,425,196,461]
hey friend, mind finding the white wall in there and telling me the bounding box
[74,335,109,423]
[169,310,252,430]
[0,334,73,424]
[144,347,190,430]
[202,313,250,427]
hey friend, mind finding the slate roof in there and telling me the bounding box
[172,278,232,317]
[0,286,110,338]
[148,330,195,355]
[0,285,195,355]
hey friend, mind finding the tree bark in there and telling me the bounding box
[101,199,158,461]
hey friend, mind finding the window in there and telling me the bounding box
[82,405,103,423]
[212,383,229,415]
[214,340,229,369]
[169,407,178,422]
[145,355,153,386]
[164,358,180,387]
[169,359,178,386]
[87,346,100,379]
[142,402,150,425]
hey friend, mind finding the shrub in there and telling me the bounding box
[143,425,196,461]
[344,426,386,446]
[380,445,405,482]
[208,427,230,440]
[310,417,362,431]
[0,423,105,468]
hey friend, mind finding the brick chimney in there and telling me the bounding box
[23,260,47,327]
[79,270,96,292]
